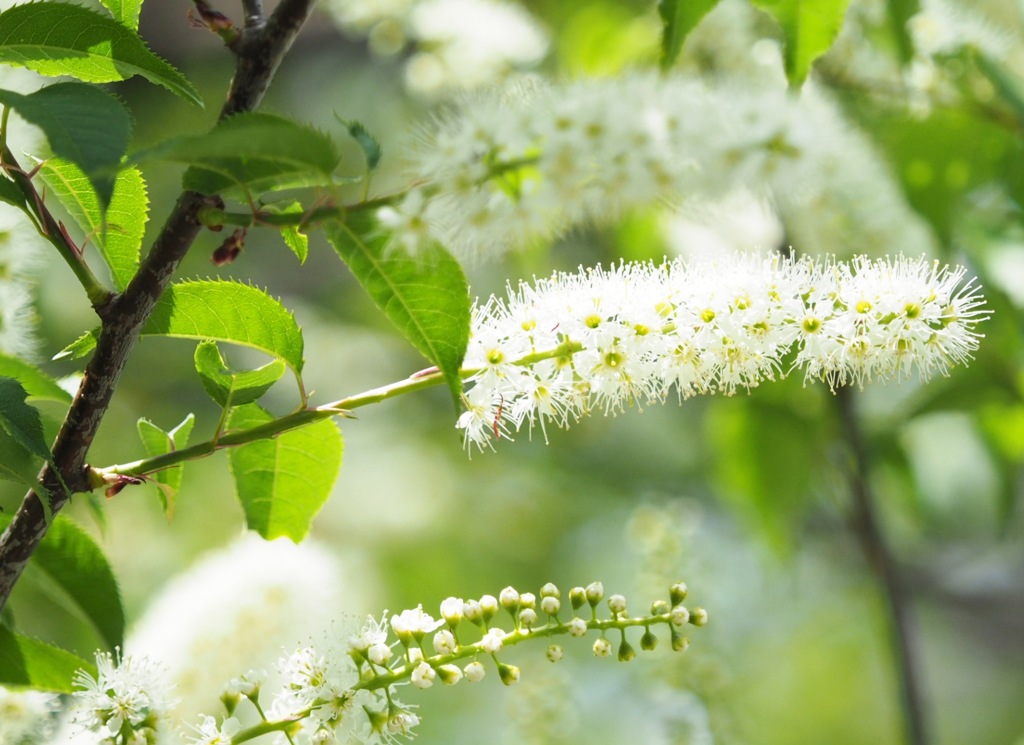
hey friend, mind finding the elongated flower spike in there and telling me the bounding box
[457,253,989,452]
[70,582,701,745]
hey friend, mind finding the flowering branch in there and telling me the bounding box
[68,582,706,745]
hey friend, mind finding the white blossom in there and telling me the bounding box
[69,651,175,742]
[457,254,988,451]
[390,605,444,642]
[479,628,506,653]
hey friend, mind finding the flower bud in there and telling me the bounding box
[440,597,464,627]
[569,586,587,610]
[519,608,538,628]
[670,606,690,626]
[463,599,483,626]
[640,628,658,651]
[479,595,499,622]
[433,629,456,656]
[540,596,561,616]
[671,631,690,652]
[498,663,521,686]
[650,599,670,615]
[546,644,564,662]
[592,637,611,657]
[669,582,688,606]
[607,594,627,615]
[411,661,435,689]
[437,664,463,685]
[617,639,636,662]
[519,592,536,610]
[540,582,560,598]
[585,581,604,608]
[568,617,587,637]
[499,586,521,611]
[480,628,505,653]
[220,690,240,716]
[368,642,392,666]
[464,661,486,682]
[690,607,708,627]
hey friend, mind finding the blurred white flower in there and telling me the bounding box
[0,685,59,745]
[126,533,370,721]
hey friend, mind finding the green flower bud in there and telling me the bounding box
[540,582,560,598]
[640,628,658,651]
[669,582,688,606]
[650,599,670,615]
[690,607,708,627]
[569,586,587,610]
[618,639,636,662]
[546,644,564,662]
[498,662,521,686]
[607,594,627,615]
[585,581,604,608]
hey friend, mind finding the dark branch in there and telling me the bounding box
[836,387,929,745]
[0,0,320,613]
[242,0,266,29]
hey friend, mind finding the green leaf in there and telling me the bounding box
[325,214,470,406]
[657,0,722,70]
[39,159,148,289]
[56,282,306,380]
[0,625,94,692]
[0,174,25,209]
[135,113,339,197]
[0,83,131,208]
[143,280,305,377]
[752,0,852,86]
[0,376,53,463]
[227,403,342,542]
[886,0,919,65]
[99,0,143,30]
[136,413,195,515]
[264,201,309,263]
[0,2,202,106]
[194,341,286,408]
[0,353,72,404]
[0,513,125,651]
[0,428,42,488]
[343,119,383,171]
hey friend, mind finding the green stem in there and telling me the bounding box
[96,341,582,480]
[0,142,112,308]
[231,714,308,745]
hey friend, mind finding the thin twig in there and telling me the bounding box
[0,0,320,613]
[836,386,929,745]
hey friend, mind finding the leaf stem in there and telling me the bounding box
[836,387,929,745]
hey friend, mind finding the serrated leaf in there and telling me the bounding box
[264,201,309,263]
[343,119,383,171]
[135,113,339,198]
[227,403,342,541]
[0,625,94,692]
[99,0,143,30]
[0,2,202,106]
[56,282,305,380]
[0,513,124,650]
[137,413,195,515]
[194,341,286,408]
[39,159,148,289]
[0,82,131,208]
[325,214,470,406]
[0,376,52,462]
[0,353,72,404]
[0,428,42,488]
[752,0,852,87]
[658,0,721,71]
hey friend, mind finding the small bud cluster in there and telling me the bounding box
[68,582,703,745]
[457,253,988,451]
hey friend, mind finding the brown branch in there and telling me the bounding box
[836,387,929,745]
[0,0,320,613]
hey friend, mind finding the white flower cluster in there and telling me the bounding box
[324,0,547,95]
[0,685,58,745]
[69,651,175,744]
[457,253,988,451]
[387,73,931,260]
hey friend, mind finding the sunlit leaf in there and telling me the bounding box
[194,341,286,408]
[0,2,201,105]
[98,0,143,30]
[752,0,852,86]
[40,159,148,289]
[0,625,94,692]
[137,413,195,516]
[0,353,72,404]
[264,201,309,263]
[227,403,343,542]
[325,214,470,406]
[0,83,131,208]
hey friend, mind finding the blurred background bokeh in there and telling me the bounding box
[2,0,1024,743]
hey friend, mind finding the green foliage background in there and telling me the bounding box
[1,0,1023,743]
